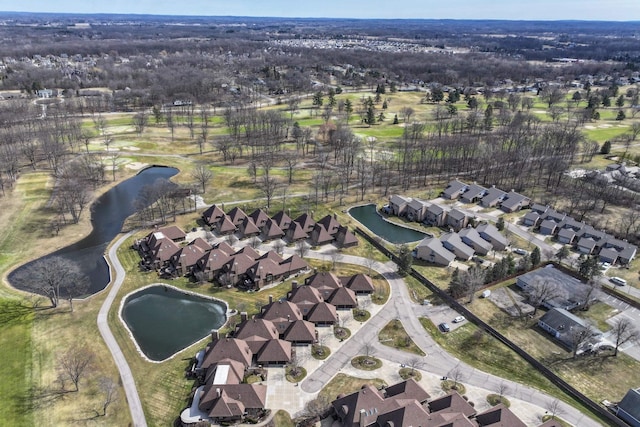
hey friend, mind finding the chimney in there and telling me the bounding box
[216,388,221,398]
[211,330,219,342]
[269,295,273,304]
[333,213,337,219]
[241,312,247,322]
[292,280,299,291]
[359,409,367,427]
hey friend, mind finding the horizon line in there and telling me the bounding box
[0,10,638,23]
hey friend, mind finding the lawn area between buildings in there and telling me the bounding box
[378,318,425,356]
[463,294,640,405]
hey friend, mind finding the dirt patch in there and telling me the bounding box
[125,161,149,170]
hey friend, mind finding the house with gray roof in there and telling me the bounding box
[539,219,559,236]
[389,194,411,216]
[523,211,542,227]
[476,223,508,251]
[442,180,468,200]
[615,388,640,427]
[440,232,474,260]
[530,203,549,215]
[406,198,429,222]
[446,208,469,231]
[424,204,446,227]
[557,227,579,245]
[517,267,586,311]
[414,237,456,266]
[538,308,602,351]
[459,227,493,255]
[460,183,487,204]
[577,237,598,255]
[500,190,530,213]
[480,186,507,208]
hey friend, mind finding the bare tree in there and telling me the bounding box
[612,318,639,356]
[191,163,214,193]
[98,377,118,416]
[362,342,377,364]
[545,398,564,420]
[328,249,343,271]
[13,256,85,308]
[569,323,597,358]
[447,366,465,391]
[579,280,601,310]
[296,240,310,258]
[496,381,510,398]
[406,356,424,377]
[58,345,94,391]
[249,236,262,250]
[272,239,285,255]
[132,111,148,136]
[258,175,280,211]
[526,279,564,315]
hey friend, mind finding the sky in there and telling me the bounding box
[0,0,638,21]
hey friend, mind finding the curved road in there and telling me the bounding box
[296,251,603,427]
[98,231,148,427]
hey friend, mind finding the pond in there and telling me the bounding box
[348,204,428,244]
[121,285,227,361]
[9,166,178,296]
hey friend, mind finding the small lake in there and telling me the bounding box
[121,285,227,361]
[9,166,178,296]
[348,204,428,244]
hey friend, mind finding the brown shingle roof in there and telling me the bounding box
[199,248,232,273]
[317,214,341,235]
[157,225,186,241]
[234,318,279,353]
[263,218,285,240]
[428,391,476,418]
[249,209,269,228]
[216,215,237,234]
[227,207,248,226]
[256,339,291,364]
[288,285,324,315]
[239,217,260,237]
[311,223,334,245]
[328,286,357,308]
[475,403,527,427]
[279,254,308,275]
[201,338,253,370]
[282,319,316,343]
[271,210,293,231]
[189,237,212,252]
[286,221,309,241]
[202,204,226,224]
[260,300,303,326]
[294,213,316,233]
[307,302,338,324]
[306,272,342,291]
[342,274,375,294]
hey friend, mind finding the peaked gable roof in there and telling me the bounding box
[263,218,285,239]
[475,403,527,427]
[271,210,293,230]
[201,338,253,370]
[157,225,186,241]
[342,274,375,293]
[294,213,316,233]
[307,301,338,323]
[317,215,341,235]
[227,207,248,226]
[282,319,316,342]
[311,223,335,245]
[248,209,269,228]
[256,339,291,363]
[287,221,309,240]
[202,204,226,224]
[328,286,358,307]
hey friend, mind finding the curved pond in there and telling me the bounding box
[121,285,227,362]
[9,166,178,295]
[348,204,428,244]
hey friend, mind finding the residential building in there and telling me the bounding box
[389,194,411,216]
[440,231,474,261]
[406,198,429,222]
[442,180,468,200]
[414,237,456,266]
[476,223,508,251]
[480,186,507,208]
[500,190,530,213]
[615,388,640,427]
[460,183,487,204]
[538,308,602,351]
[446,208,469,231]
[459,227,493,255]
[424,204,447,227]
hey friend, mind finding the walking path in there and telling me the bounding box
[98,232,148,427]
[294,249,603,427]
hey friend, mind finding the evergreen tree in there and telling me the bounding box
[396,244,413,276]
[531,247,541,267]
[496,216,505,231]
[600,140,612,154]
[366,105,376,126]
[393,114,399,124]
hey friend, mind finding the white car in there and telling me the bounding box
[513,248,528,255]
[453,316,465,323]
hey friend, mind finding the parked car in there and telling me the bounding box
[513,248,528,255]
[453,316,465,323]
[610,277,627,286]
[439,322,451,332]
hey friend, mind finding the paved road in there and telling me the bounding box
[296,250,603,427]
[98,232,148,427]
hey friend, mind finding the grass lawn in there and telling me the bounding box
[0,299,33,427]
[378,319,426,356]
[318,373,386,402]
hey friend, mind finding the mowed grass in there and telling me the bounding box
[378,319,425,356]
[318,373,387,402]
[464,296,640,404]
[0,299,33,427]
